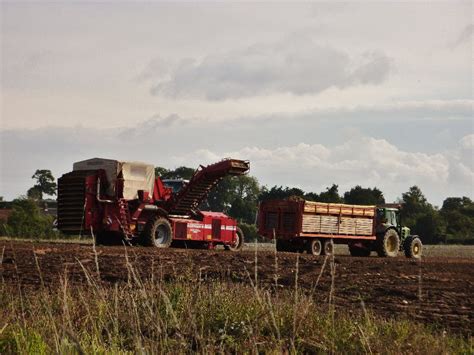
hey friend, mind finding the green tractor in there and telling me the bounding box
[374,205,422,259]
[348,205,422,258]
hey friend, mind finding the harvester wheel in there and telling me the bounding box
[348,244,371,257]
[322,239,334,256]
[141,217,172,248]
[308,239,323,256]
[376,229,400,257]
[225,227,244,251]
[404,235,422,259]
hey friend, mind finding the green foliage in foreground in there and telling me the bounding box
[0,278,471,354]
[0,198,59,239]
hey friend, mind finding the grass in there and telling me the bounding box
[1,250,472,354]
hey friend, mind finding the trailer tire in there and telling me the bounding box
[376,229,400,257]
[308,239,323,256]
[348,244,371,257]
[322,239,334,256]
[141,217,172,248]
[404,235,422,259]
[225,227,244,251]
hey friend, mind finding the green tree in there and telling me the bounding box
[259,186,305,201]
[344,185,385,205]
[440,197,474,243]
[400,186,444,244]
[27,186,42,200]
[154,166,170,177]
[29,169,57,200]
[316,184,343,203]
[206,175,260,224]
[157,166,195,180]
[228,175,260,223]
[1,198,57,239]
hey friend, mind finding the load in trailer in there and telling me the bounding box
[57,158,250,249]
[257,199,422,258]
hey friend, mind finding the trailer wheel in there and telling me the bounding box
[141,217,172,248]
[322,239,334,256]
[225,227,244,251]
[404,235,422,259]
[376,229,400,257]
[307,239,323,256]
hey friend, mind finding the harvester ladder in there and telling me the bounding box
[118,199,134,240]
[169,159,249,215]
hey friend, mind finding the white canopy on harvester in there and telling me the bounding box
[72,158,155,200]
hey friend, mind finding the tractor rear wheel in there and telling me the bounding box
[141,217,172,248]
[404,235,422,259]
[307,239,323,255]
[376,229,400,257]
[322,239,334,256]
[225,227,244,251]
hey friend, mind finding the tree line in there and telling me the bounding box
[1,167,473,244]
[156,166,473,244]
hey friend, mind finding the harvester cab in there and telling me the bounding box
[375,205,422,259]
[162,179,188,194]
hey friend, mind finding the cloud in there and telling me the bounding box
[1,110,472,204]
[171,135,473,204]
[450,24,474,48]
[149,36,392,100]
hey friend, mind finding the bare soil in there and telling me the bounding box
[1,240,472,336]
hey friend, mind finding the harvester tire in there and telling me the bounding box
[376,229,400,257]
[404,235,422,259]
[141,217,172,248]
[308,239,323,256]
[322,239,334,256]
[225,227,244,251]
[348,244,371,257]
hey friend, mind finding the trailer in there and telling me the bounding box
[57,158,250,250]
[257,199,422,258]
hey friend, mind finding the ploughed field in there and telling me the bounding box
[1,240,473,336]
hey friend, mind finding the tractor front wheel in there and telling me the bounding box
[141,217,173,248]
[376,229,400,257]
[404,235,422,259]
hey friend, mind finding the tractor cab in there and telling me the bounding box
[376,207,410,241]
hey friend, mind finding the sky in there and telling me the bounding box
[1,1,473,206]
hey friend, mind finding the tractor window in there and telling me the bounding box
[387,210,398,227]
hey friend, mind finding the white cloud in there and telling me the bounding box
[450,23,474,48]
[171,135,473,204]
[150,36,392,100]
